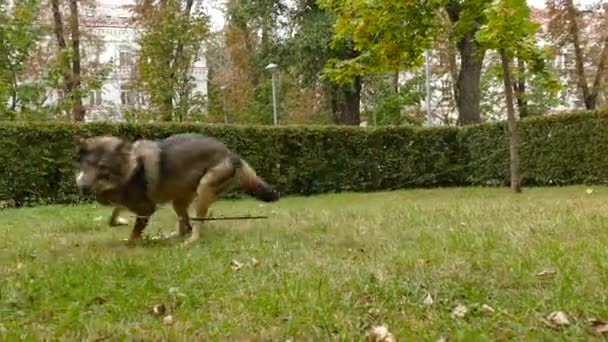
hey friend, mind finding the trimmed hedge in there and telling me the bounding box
[0,110,607,207]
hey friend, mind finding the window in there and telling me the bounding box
[440,79,451,92]
[119,50,133,67]
[89,90,102,106]
[120,85,136,106]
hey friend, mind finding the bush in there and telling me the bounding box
[0,110,607,207]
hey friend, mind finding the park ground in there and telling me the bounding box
[1,186,608,340]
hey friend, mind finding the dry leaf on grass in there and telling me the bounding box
[450,304,468,319]
[151,303,166,317]
[543,311,571,328]
[423,293,434,306]
[162,315,174,325]
[536,269,556,277]
[230,259,244,271]
[365,324,395,342]
[251,257,260,267]
[436,336,448,342]
[93,296,107,305]
[586,188,594,195]
[480,304,495,314]
[589,319,608,336]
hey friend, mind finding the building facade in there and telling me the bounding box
[49,2,209,122]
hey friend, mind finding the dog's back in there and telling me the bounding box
[136,133,229,202]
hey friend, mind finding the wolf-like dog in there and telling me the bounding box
[74,133,280,245]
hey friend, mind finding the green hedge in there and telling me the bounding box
[0,110,607,207]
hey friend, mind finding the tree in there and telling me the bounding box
[130,0,209,121]
[444,0,493,125]
[477,0,557,192]
[0,0,42,118]
[319,0,500,125]
[547,0,608,110]
[286,0,364,125]
[50,0,86,121]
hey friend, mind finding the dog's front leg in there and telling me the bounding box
[129,215,151,241]
[109,207,129,227]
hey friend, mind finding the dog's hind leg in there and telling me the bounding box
[171,197,193,238]
[183,158,235,246]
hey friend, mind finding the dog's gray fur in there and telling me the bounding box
[74,133,279,244]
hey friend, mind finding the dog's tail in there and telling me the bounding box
[229,154,279,202]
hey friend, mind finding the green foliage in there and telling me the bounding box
[0,110,607,207]
[361,74,425,126]
[0,0,42,117]
[319,0,438,85]
[129,0,209,121]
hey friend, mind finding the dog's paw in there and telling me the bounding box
[110,217,129,227]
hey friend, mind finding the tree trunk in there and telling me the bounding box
[392,71,399,94]
[445,3,486,125]
[51,0,74,114]
[69,0,85,121]
[589,33,608,109]
[565,0,594,109]
[514,58,528,118]
[455,32,485,125]
[331,77,361,125]
[165,0,194,122]
[500,50,521,193]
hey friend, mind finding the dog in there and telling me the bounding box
[74,132,280,245]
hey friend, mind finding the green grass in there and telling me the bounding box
[2,186,608,340]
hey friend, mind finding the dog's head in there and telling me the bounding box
[74,136,134,193]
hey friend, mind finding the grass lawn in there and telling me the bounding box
[1,186,608,341]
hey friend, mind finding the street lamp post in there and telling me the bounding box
[265,63,279,125]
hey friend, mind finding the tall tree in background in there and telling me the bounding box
[320,0,497,126]
[477,0,558,192]
[547,0,608,110]
[130,0,209,121]
[207,0,287,124]
[288,0,364,125]
[319,0,436,125]
[50,0,85,121]
[444,0,492,125]
[0,0,41,118]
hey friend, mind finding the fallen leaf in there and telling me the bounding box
[93,216,103,222]
[481,304,495,314]
[544,311,570,328]
[365,324,395,342]
[451,304,468,319]
[231,259,243,271]
[436,336,448,342]
[423,293,434,306]
[162,315,174,325]
[16,262,24,270]
[151,303,166,317]
[536,269,557,277]
[589,319,608,336]
[586,188,594,195]
[251,257,260,267]
[93,296,107,305]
